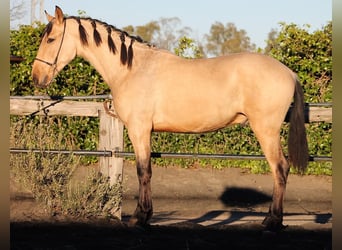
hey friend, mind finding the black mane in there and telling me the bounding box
[43,16,153,69]
[67,16,152,69]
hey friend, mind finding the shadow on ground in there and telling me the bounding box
[11,220,332,250]
[185,187,332,227]
[11,185,332,249]
[219,186,272,206]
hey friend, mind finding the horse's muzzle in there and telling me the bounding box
[32,73,49,88]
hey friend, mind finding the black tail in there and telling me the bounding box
[288,78,309,174]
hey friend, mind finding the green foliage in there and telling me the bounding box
[174,36,203,59]
[10,23,42,95]
[267,22,332,103]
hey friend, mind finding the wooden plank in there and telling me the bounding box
[308,106,332,123]
[98,110,124,219]
[10,99,103,117]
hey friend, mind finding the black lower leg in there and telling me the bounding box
[130,202,153,226]
[262,205,286,231]
[129,159,153,227]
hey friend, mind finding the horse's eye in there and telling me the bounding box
[47,38,55,44]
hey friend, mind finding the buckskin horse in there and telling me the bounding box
[32,6,308,231]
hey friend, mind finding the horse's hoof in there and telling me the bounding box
[262,215,287,232]
[127,217,139,227]
[127,216,150,229]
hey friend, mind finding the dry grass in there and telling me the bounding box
[10,116,122,218]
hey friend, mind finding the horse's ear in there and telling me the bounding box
[55,6,64,24]
[45,10,54,22]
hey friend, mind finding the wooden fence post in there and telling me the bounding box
[98,109,124,218]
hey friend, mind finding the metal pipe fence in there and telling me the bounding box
[9,148,332,162]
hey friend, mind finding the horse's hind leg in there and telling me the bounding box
[126,125,153,227]
[249,121,290,231]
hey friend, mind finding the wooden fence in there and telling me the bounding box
[10,96,124,187]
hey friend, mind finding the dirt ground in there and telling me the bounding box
[10,162,332,249]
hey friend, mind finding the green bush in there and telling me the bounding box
[268,22,332,102]
[10,22,331,175]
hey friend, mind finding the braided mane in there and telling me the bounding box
[43,16,153,69]
[69,16,154,69]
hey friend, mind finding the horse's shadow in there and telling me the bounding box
[219,186,272,206]
[151,187,332,227]
[188,187,271,226]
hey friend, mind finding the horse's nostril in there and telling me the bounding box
[32,74,39,86]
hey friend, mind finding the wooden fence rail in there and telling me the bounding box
[10,98,332,122]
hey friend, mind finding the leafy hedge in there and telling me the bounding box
[10,22,332,174]
[268,22,332,102]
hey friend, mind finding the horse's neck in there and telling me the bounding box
[76,41,124,84]
[75,35,157,92]
[69,18,178,92]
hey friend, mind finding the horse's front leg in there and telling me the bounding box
[127,125,153,227]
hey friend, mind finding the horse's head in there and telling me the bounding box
[32,6,76,88]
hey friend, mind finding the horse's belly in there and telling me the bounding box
[152,108,246,133]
